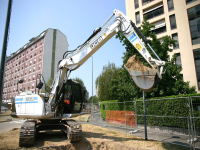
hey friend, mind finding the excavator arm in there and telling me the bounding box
[49,9,165,105]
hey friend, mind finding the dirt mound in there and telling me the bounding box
[125,55,150,71]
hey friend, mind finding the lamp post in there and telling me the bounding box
[92,56,93,119]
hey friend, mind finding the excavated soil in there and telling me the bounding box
[125,55,150,71]
[0,124,189,150]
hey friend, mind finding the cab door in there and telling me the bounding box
[62,79,83,114]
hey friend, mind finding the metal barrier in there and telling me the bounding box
[79,96,200,149]
[190,96,200,149]
[125,114,192,149]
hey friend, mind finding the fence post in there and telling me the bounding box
[105,102,107,122]
[143,91,147,140]
[125,113,127,136]
[187,116,192,149]
[135,101,137,129]
[190,96,196,139]
[188,97,195,149]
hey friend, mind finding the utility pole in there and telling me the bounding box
[92,56,93,119]
[0,0,12,115]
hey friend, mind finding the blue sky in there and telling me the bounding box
[0,0,127,97]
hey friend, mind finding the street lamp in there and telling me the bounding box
[92,56,93,119]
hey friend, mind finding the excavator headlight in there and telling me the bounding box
[64,100,70,105]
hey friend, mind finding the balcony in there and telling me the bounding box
[144,6,164,20]
[142,0,155,6]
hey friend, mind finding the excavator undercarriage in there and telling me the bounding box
[19,119,82,147]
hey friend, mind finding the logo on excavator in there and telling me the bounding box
[90,36,103,49]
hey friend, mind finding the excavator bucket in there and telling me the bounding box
[125,55,161,92]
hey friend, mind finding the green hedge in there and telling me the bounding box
[100,93,200,128]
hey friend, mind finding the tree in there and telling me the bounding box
[72,77,89,103]
[41,77,54,93]
[110,17,196,100]
[88,95,99,103]
[95,63,120,101]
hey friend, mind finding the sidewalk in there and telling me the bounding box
[0,111,15,123]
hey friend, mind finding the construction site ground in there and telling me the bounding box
[0,112,190,150]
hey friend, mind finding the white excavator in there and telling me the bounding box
[10,9,165,147]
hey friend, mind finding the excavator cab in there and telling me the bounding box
[61,79,83,114]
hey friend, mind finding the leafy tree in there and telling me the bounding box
[72,77,89,103]
[110,17,196,100]
[88,95,99,103]
[41,77,54,93]
[95,63,120,101]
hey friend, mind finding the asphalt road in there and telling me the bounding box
[0,120,25,133]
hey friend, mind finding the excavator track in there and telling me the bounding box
[19,121,36,147]
[66,120,82,143]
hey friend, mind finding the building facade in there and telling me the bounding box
[2,29,68,103]
[125,0,200,91]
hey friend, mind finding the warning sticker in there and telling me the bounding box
[129,34,137,43]
[135,43,142,51]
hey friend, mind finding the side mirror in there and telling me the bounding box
[18,79,24,84]
[36,81,43,89]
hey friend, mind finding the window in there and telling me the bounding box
[143,4,164,20]
[186,0,197,4]
[35,50,37,56]
[172,33,179,49]
[151,20,166,35]
[135,12,140,24]
[167,0,174,11]
[31,45,33,50]
[142,0,154,6]
[169,14,177,30]
[29,68,32,73]
[175,53,182,68]
[152,26,166,34]
[194,49,200,90]
[39,55,42,61]
[41,39,43,45]
[35,43,37,48]
[188,5,200,45]
[33,75,35,80]
[134,0,139,9]
[40,47,42,53]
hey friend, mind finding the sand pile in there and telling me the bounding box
[125,55,150,71]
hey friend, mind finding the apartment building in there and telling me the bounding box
[2,29,68,103]
[125,0,200,91]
